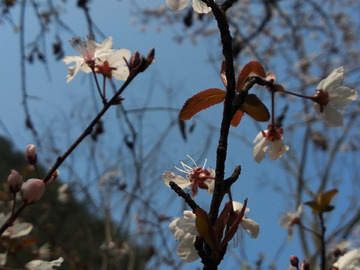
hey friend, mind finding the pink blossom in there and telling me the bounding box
[21,179,45,205]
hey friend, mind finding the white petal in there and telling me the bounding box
[205,178,215,194]
[112,67,130,81]
[162,171,190,189]
[233,201,249,213]
[10,223,33,238]
[107,49,131,66]
[329,87,358,107]
[24,257,64,270]
[169,217,196,240]
[192,0,211,13]
[279,213,292,228]
[240,217,260,239]
[166,0,190,11]
[62,55,83,65]
[253,137,269,163]
[66,63,81,83]
[183,210,196,221]
[322,67,344,92]
[313,103,322,118]
[333,248,360,270]
[268,140,288,160]
[96,37,113,53]
[253,130,266,143]
[177,234,199,262]
[323,106,343,127]
[0,253,7,266]
[79,63,92,74]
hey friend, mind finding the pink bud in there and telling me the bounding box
[300,260,310,270]
[290,255,299,268]
[21,179,45,204]
[25,144,37,165]
[7,169,23,193]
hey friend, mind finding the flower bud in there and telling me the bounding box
[21,179,45,204]
[7,169,23,193]
[25,144,37,165]
[290,255,299,268]
[300,260,310,270]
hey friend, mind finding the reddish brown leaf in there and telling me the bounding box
[195,206,216,249]
[20,237,41,248]
[213,202,231,248]
[230,109,244,127]
[242,94,270,122]
[235,61,266,92]
[180,88,226,120]
[220,199,247,248]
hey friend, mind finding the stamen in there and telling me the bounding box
[185,154,198,167]
[202,157,208,168]
[180,161,193,171]
[173,165,188,174]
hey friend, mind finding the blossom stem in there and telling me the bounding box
[41,71,139,185]
[0,203,27,236]
[11,193,16,217]
[92,68,105,101]
[281,89,314,101]
[298,223,321,239]
[102,75,107,103]
[34,164,41,180]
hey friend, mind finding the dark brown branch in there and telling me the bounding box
[169,181,197,212]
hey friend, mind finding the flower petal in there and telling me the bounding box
[183,210,196,221]
[62,55,83,65]
[268,139,288,160]
[66,63,81,83]
[112,67,130,81]
[333,248,360,270]
[313,103,322,117]
[253,137,269,163]
[204,168,215,194]
[162,171,190,189]
[323,106,343,127]
[107,49,131,66]
[94,37,113,55]
[177,234,199,262]
[319,67,344,92]
[240,217,260,239]
[192,0,211,13]
[169,217,196,240]
[329,87,358,107]
[165,0,190,11]
[24,257,64,270]
[233,201,250,214]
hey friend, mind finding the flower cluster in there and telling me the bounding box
[162,155,215,198]
[63,35,130,82]
[169,202,259,262]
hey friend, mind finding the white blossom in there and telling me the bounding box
[233,201,260,239]
[24,257,64,270]
[333,248,360,270]
[165,0,212,13]
[169,211,199,262]
[313,67,357,127]
[279,204,303,241]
